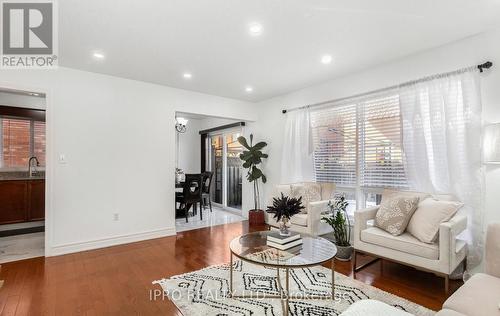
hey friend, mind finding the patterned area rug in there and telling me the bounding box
[153,260,434,316]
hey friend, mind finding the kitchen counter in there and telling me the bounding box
[0,171,45,181]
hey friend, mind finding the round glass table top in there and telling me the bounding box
[229,230,337,268]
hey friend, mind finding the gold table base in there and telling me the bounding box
[229,252,335,316]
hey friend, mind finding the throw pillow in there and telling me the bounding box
[407,198,463,243]
[291,183,321,214]
[375,196,420,236]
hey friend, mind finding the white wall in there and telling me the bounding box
[176,118,202,173]
[255,29,500,234]
[0,67,255,256]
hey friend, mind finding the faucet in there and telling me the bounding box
[28,156,40,177]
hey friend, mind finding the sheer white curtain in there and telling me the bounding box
[399,70,484,268]
[280,108,315,183]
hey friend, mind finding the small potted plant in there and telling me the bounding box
[322,196,353,261]
[266,193,304,236]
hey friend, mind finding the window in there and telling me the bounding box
[359,94,406,189]
[311,91,407,212]
[311,103,357,187]
[0,117,46,169]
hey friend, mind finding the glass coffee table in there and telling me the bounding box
[229,230,337,316]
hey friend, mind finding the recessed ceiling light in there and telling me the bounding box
[245,86,253,93]
[321,54,333,64]
[92,52,105,60]
[248,22,263,36]
[183,73,192,79]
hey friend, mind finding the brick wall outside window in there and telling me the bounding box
[0,118,46,168]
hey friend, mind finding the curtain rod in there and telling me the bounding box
[281,61,493,114]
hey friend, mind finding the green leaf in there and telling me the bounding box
[239,151,252,161]
[237,136,250,150]
[242,161,252,169]
[251,166,263,178]
[261,154,268,158]
[261,174,267,183]
[250,157,262,164]
[252,142,267,151]
[253,151,263,158]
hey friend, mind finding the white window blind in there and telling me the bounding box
[311,103,357,187]
[359,94,407,189]
[311,91,408,190]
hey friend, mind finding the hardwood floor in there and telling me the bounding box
[0,221,460,315]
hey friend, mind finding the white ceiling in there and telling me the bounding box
[59,0,500,102]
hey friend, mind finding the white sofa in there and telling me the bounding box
[353,190,467,292]
[265,182,335,236]
[436,222,500,316]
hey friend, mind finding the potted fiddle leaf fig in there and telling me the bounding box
[322,195,353,261]
[237,134,268,225]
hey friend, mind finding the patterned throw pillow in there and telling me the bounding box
[375,196,420,236]
[290,183,321,214]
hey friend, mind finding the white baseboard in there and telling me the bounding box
[48,227,176,256]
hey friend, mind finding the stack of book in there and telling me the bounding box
[266,232,302,250]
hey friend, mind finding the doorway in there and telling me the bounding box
[174,112,245,232]
[0,88,46,263]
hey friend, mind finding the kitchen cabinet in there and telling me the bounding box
[0,179,45,224]
[0,181,28,224]
[28,180,45,221]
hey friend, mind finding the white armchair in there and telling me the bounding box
[265,182,335,236]
[437,222,500,316]
[353,191,467,292]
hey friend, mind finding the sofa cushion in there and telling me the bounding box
[361,227,439,260]
[432,193,459,202]
[319,182,335,200]
[274,184,292,197]
[375,195,420,236]
[486,223,500,278]
[443,273,500,316]
[291,183,322,214]
[267,185,292,208]
[435,310,467,316]
[407,198,463,243]
[381,189,430,205]
[290,213,308,227]
[340,299,412,316]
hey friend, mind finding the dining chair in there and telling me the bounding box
[175,174,203,222]
[201,171,213,212]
